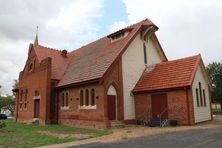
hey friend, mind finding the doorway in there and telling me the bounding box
[107,85,117,120]
[151,93,168,119]
[107,95,116,120]
[34,99,40,118]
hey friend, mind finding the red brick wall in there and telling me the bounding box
[135,89,195,125]
[135,94,152,121]
[57,59,124,128]
[16,48,52,125]
[103,59,124,123]
[167,89,192,125]
[58,83,106,128]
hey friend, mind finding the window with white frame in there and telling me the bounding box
[60,91,69,110]
[79,88,96,109]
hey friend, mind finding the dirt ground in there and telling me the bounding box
[38,131,91,139]
[39,115,222,148]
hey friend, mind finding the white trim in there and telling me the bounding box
[60,106,70,110]
[33,96,41,100]
[79,105,96,110]
[107,85,117,95]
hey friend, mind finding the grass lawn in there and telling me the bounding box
[212,109,222,114]
[0,120,112,147]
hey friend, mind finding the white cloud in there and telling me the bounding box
[108,21,129,33]
[45,0,104,48]
[122,0,222,63]
[0,0,104,95]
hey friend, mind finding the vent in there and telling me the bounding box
[107,28,133,42]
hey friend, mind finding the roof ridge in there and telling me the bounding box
[69,36,107,55]
[33,18,153,56]
[156,54,200,65]
[34,44,63,53]
[69,20,146,54]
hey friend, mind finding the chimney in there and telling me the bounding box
[61,49,68,57]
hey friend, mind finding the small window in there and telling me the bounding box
[66,92,69,107]
[143,43,147,65]
[203,89,207,106]
[20,90,23,102]
[80,90,84,106]
[199,82,203,106]
[196,88,199,107]
[28,63,33,72]
[20,103,22,109]
[24,103,27,109]
[111,32,125,41]
[91,89,95,106]
[85,89,89,106]
[25,89,28,102]
[62,93,65,107]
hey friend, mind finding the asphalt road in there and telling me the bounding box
[73,125,222,148]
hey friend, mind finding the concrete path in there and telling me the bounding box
[39,115,222,148]
[73,124,222,148]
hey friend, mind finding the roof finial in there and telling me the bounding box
[34,26,39,45]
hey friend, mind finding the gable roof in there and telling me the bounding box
[57,19,166,87]
[133,55,202,93]
[32,44,75,80]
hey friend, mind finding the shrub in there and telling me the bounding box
[0,121,6,128]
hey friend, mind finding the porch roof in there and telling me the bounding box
[133,55,201,93]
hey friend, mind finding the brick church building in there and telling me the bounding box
[13,19,212,128]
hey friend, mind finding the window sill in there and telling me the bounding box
[33,96,41,100]
[60,106,70,110]
[79,105,96,110]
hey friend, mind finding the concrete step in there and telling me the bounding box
[110,120,125,128]
[31,118,39,125]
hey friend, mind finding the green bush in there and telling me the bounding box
[0,121,6,128]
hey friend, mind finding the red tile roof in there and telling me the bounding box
[57,19,159,87]
[133,55,201,93]
[27,19,167,87]
[33,44,75,80]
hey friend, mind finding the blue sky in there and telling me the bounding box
[98,0,128,36]
[0,0,222,95]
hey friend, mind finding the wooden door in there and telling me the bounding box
[107,95,116,120]
[34,99,40,118]
[151,93,168,119]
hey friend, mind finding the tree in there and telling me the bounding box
[206,62,222,112]
[0,95,15,115]
[12,79,18,97]
[0,80,17,115]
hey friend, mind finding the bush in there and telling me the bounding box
[169,120,177,126]
[0,121,6,128]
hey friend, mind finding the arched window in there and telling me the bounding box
[143,43,147,65]
[80,90,84,106]
[28,63,33,72]
[91,89,95,106]
[199,82,203,106]
[203,89,207,106]
[25,89,28,102]
[62,93,65,107]
[85,89,89,106]
[66,92,69,107]
[20,90,23,102]
[196,88,199,107]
